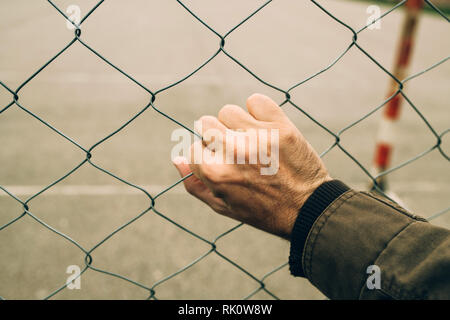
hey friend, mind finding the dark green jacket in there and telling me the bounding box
[289,180,450,299]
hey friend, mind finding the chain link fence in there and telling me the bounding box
[0,0,449,299]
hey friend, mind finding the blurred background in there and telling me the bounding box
[0,0,449,299]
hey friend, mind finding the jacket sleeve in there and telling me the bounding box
[289,180,450,300]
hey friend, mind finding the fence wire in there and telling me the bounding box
[0,0,449,300]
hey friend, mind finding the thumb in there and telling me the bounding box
[173,156,191,178]
[172,156,208,196]
[172,156,228,215]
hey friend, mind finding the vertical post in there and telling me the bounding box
[372,0,423,191]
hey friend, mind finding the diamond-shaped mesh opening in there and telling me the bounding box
[0,0,448,299]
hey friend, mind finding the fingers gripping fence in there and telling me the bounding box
[0,0,449,299]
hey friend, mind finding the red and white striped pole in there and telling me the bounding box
[372,0,423,191]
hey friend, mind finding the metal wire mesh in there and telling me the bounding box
[0,0,448,300]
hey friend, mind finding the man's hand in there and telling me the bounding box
[173,93,331,239]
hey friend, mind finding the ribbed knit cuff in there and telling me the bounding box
[289,180,350,277]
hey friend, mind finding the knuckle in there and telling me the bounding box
[219,104,239,120]
[202,165,226,184]
[202,165,217,182]
[246,93,263,106]
[281,128,298,145]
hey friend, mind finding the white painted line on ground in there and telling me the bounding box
[0,184,185,197]
[0,71,244,86]
[0,182,447,197]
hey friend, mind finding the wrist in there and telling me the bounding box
[283,175,333,239]
[289,180,350,277]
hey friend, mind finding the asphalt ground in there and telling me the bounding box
[0,0,448,299]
